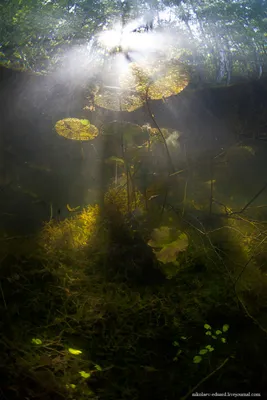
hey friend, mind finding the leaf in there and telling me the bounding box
[102,121,146,144]
[215,330,222,335]
[95,364,102,371]
[148,226,172,248]
[199,349,208,355]
[181,336,187,340]
[211,335,217,340]
[173,341,179,347]
[222,324,229,332]
[105,156,125,165]
[205,345,214,352]
[204,324,212,330]
[55,118,98,141]
[205,331,212,336]
[221,337,227,343]
[193,355,202,364]
[66,384,76,390]
[148,227,188,263]
[155,242,183,263]
[79,371,91,379]
[68,348,82,355]
[31,338,42,345]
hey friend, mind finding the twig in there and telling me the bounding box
[182,180,188,217]
[0,281,7,309]
[209,157,214,215]
[181,356,231,400]
[229,182,267,216]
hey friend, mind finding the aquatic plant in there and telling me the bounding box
[148,225,188,265]
[55,118,98,141]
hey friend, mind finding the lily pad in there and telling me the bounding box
[92,57,188,111]
[120,60,189,100]
[55,118,98,141]
[94,88,143,112]
[102,121,147,145]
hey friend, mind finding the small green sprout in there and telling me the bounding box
[79,371,91,379]
[192,323,229,364]
[95,364,102,371]
[68,348,82,355]
[66,384,76,390]
[31,338,42,345]
[193,355,202,364]
[205,345,214,352]
[199,349,208,355]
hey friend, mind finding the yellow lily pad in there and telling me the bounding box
[55,118,98,140]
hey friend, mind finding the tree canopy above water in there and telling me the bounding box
[0,0,266,84]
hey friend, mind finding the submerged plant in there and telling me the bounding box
[148,226,189,264]
[193,323,230,364]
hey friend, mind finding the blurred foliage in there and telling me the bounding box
[0,0,265,82]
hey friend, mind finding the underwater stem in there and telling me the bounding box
[145,91,175,174]
[181,356,231,400]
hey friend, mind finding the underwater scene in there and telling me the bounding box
[0,0,267,399]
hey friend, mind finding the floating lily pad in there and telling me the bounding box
[102,121,148,145]
[55,118,98,140]
[92,58,188,112]
[120,60,189,100]
[94,88,143,112]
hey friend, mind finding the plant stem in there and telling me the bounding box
[181,356,231,400]
[145,92,175,174]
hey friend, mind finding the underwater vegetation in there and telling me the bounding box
[1,38,267,400]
